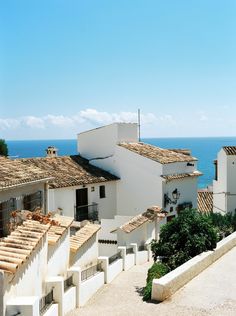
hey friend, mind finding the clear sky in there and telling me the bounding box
[1,0,236,139]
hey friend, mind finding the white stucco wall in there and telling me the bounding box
[79,271,104,306]
[3,235,48,314]
[47,229,70,278]
[48,181,117,220]
[213,149,229,213]
[164,177,198,213]
[117,222,156,248]
[78,123,138,160]
[70,234,99,269]
[115,146,164,216]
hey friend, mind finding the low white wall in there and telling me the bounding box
[152,232,236,302]
[79,272,104,306]
[107,259,123,283]
[6,296,39,316]
[125,254,135,271]
[43,304,58,316]
[98,243,118,257]
[63,286,76,314]
[137,251,149,265]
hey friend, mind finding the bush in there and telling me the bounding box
[0,139,8,156]
[143,262,169,301]
[205,212,236,240]
[151,209,217,270]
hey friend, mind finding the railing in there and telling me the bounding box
[81,263,102,282]
[138,245,147,251]
[75,203,98,222]
[126,247,134,254]
[39,289,54,315]
[108,251,122,265]
[64,275,73,292]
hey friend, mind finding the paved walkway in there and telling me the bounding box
[68,247,236,316]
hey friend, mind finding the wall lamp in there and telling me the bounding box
[164,188,180,207]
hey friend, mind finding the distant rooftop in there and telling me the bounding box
[118,142,197,164]
[20,155,119,189]
[197,190,213,213]
[113,206,165,234]
[162,171,202,182]
[70,223,101,253]
[223,146,236,155]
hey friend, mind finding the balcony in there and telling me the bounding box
[75,203,98,222]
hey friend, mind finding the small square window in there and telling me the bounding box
[91,187,95,192]
[99,185,106,199]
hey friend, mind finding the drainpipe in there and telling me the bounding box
[44,182,49,214]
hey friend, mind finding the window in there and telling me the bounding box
[99,185,106,199]
[0,198,17,237]
[91,186,95,192]
[23,191,43,211]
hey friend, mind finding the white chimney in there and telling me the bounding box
[45,146,58,158]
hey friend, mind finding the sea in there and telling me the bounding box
[6,137,236,189]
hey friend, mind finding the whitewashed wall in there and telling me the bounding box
[78,123,138,160]
[117,222,156,247]
[47,229,70,278]
[70,234,99,268]
[164,177,198,213]
[3,235,48,314]
[213,149,228,213]
[48,181,117,219]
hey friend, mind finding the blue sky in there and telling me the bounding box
[1,0,236,139]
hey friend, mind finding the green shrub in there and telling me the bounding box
[205,212,236,240]
[143,262,169,301]
[0,139,8,157]
[151,209,217,270]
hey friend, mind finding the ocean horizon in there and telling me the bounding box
[6,137,236,189]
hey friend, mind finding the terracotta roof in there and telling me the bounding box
[161,171,203,182]
[20,155,119,189]
[0,157,52,190]
[47,215,73,245]
[70,223,101,253]
[0,220,49,274]
[117,206,166,233]
[118,142,197,164]
[223,146,236,155]
[197,191,213,213]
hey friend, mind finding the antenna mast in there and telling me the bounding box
[138,108,141,142]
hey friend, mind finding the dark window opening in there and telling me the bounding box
[99,185,106,199]
[0,198,17,237]
[23,191,43,211]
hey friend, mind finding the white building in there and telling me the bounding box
[20,155,119,221]
[213,146,236,214]
[78,123,202,220]
[0,157,52,237]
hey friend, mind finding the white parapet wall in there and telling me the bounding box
[63,287,76,315]
[152,231,236,302]
[137,250,149,265]
[79,271,104,306]
[107,259,123,283]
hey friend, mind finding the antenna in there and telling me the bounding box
[138,108,141,142]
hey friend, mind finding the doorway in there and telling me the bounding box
[75,188,88,221]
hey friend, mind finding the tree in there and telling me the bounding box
[0,139,8,156]
[151,209,217,270]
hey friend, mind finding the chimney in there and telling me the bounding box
[45,146,58,158]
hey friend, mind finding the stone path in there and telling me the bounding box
[68,247,236,316]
